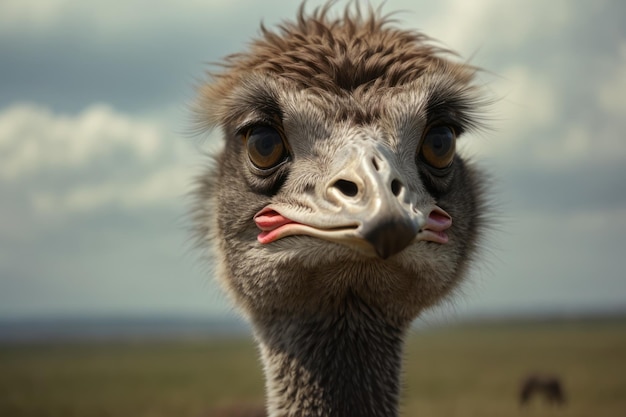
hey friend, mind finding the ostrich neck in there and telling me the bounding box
[254,296,407,417]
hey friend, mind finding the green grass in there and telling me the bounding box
[1,319,625,417]
[402,319,626,417]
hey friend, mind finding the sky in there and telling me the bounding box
[0,0,625,321]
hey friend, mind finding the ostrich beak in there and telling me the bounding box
[360,213,418,259]
[254,205,451,259]
[254,142,453,259]
[320,142,452,258]
[362,205,452,259]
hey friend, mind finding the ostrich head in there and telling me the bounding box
[193,3,488,417]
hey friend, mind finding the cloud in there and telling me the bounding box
[0,1,317,116]
[0,101,223,319]
[598,41,626,117]
[0,103,197,214]
[461,65,558,161]
[0,0,306,41]
[31,165,191,214]
[415,0,573,55]
[0,0,238,35]
[0,103,162,179]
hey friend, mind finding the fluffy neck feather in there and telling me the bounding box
[253,294,406,417]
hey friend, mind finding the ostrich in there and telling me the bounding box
[192,3,488,417]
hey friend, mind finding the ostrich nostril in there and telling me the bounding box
[333,179,359,197]
[391,179,403,197]
[372,157,380,171]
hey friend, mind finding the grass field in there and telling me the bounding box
[1,319,625,417]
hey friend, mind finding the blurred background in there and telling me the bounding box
[0,0,625,416]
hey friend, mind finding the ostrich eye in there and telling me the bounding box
[419,125,456,169]
[245,126,287,170]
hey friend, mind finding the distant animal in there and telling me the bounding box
[193,2,489,417]
[520,374,566,406]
